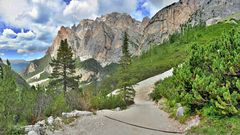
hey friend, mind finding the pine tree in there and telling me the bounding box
[0,65,3,79]
[119,32,135,104]
[6,59,11,67]
[49,39,80,94]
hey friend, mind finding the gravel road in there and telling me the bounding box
[47,69,186,135]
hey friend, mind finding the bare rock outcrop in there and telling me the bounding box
[142,0,198,50]
[190,0,240,25]
[24,62,38,74]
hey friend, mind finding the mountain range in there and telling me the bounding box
[23,0,240,84]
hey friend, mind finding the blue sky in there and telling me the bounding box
[0,0,178,61]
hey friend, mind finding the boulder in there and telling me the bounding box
[185,115,200,131]
[25,125,34,133]
[54,117,63,125]
[25,125,39,133]
[107,89,121,97]
[115,107,121,111]
[47,116,54,125]
[176,103,184,117]
[28,131,38,135]
[62,110,93,118]
[206,17,222,26]
[36,120,45,126]
[24,124,45,135]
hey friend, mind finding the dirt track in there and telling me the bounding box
[47,69,186,135]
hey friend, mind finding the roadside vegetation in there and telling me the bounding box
[150,22,240,134]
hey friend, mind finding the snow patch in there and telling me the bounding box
[29,78,49,86]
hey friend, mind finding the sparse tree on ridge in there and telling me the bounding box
[0,65,3,79]
[6,59,11,68]
[119,32,135,104]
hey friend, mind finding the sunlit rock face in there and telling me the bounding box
[142,0,200,51]
[190,0,240,24]
[24,62,37,74]
[47,12,146,67]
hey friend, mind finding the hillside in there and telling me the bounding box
[0,63,30,89]
[98,22,238,92]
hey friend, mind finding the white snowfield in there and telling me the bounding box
[27,71,45,82]
[47,68,187,135]
[29,78,49,86]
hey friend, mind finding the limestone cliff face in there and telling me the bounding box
[190,0,240,25]
[47,12,144,67]
[142,0,198,50]
[24,62,37,74]
[47,26,73,58]
[141,0,240,49]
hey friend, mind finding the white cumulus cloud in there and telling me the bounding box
[143,0,179,17]
[17,49,30,54]
[2,29,17,38]
[17,30,36,40]
[64,0,98,21]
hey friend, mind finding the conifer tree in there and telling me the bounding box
[6,59,11,67]
[49,39,80,94]
[119,32,135,104]
[0,65,3,79]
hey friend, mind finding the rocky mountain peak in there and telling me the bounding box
[58,26,70,35]
[142,17,150,26]
[47,26,73,58]
[97,12,136,28]
[46,12,144,67]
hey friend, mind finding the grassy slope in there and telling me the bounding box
[128,23,235,79]
[99,22,237,93]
